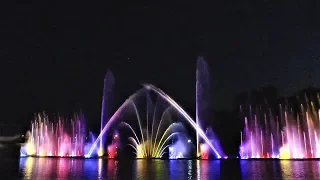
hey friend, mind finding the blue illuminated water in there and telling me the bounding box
[7,158,320,179]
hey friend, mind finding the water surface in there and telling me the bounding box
[3,158,319,179]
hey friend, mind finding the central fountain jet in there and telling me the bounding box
[143,84,225,158]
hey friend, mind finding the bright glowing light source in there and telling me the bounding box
[97,148,104,157]
[188,139,191,143]
[107,142,118,158]
[279,146,290,159]
[136,145,144,158]
[200,143,209,159]
[25,143,36,156]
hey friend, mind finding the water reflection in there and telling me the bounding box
[240,160,281,180]
[281,160,320,180]
[153,160,168,179]
[22,157,33,179]
[169,160,190,179]
[16,158,320,180]
[187,160,193,179]
[136,159,148,179]
[107,159,117,178]
[196,160,221,179]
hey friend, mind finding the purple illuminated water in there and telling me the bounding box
[240,101,320,159]
[196,57,225,159]
[99,71,115,156]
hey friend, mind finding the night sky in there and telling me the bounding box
[1,1,320,131]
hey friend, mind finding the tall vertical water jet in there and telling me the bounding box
[98,71,115,156]
[196,57,218,158]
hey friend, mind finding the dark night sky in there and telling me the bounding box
[0,1,320,130]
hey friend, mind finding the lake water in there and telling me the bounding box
[2,157,320,179]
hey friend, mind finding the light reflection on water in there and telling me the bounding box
[15,158,320,180]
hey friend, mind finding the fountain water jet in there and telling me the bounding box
[240,95,320,159]
[99,71,115,156]
[117,94,192,159]
[143,84,225,158]
[20,112,92,157]
[168,133,193,159]
[107,131,119,158]
[85,98,132,158]
[196,57,223,159]
[87,84,225,159]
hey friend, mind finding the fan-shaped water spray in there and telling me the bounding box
[86,84,225,159]
[121,121,190,158]
[143,84,225,158]
[95,89,194,159]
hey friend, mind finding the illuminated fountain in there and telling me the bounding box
[196,57,225,159]
[84,132,99,157]
[20,112,95,157]
[20,71,115,158]
[120,119,191,159]
[168,133,193,159]
[200,127,224,159]
[98,71,114,157]
[142,84,225,158]
[239,106,280,159]
[85,57,225,159]
[86,84,226,159]
[114,89,193,159]
[21,57,225,159]
[240,97,320,159]
[106,131,119,158]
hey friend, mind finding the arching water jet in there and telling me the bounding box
[143,84,225,158]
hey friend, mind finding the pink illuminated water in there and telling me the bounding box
[240,103,320,159]
[107,133,119,158]
[20,113,91,157]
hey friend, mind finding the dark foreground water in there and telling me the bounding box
[1,157,320,179]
